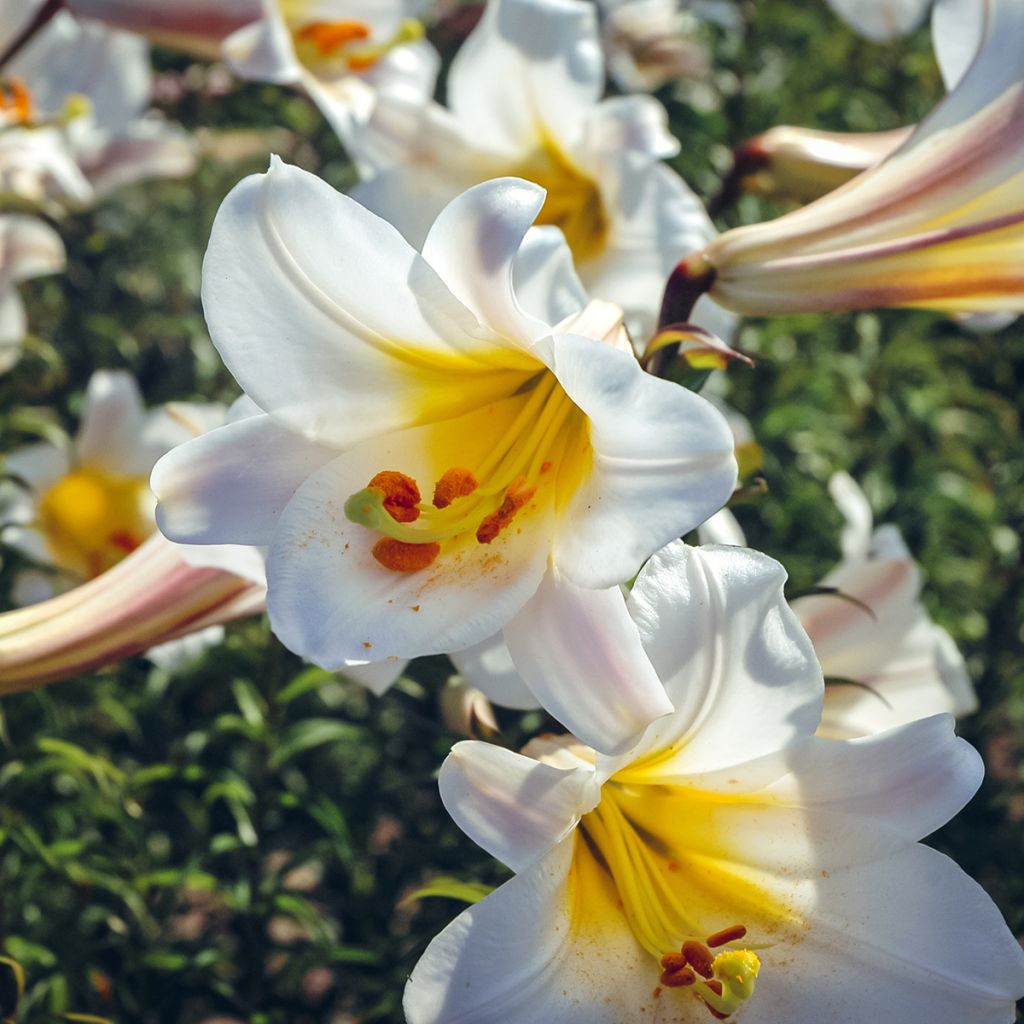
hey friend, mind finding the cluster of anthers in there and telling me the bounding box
[292,17,425,73]
[657,926,760,1020]
[345,465,541,573]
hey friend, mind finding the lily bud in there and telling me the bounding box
[665,0,1024,321]
[0,533,265,693]
[65,0,263,57]
[439,677,499,739]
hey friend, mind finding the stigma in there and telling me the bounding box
[659,932,760,1019]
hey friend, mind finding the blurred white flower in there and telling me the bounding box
[222,0,439,142]
[0,213,64,375]
[406,542,1024,1024]
[0,10,196,206]
[1,370,224,593]
[795,472,977,738]
[596,0,708,92]
[350,0,725,343]
[153,160,737,755]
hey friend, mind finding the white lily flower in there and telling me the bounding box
[693,474,976,738]
[350,0,725,343]
[1,370,224,594]
[665,0,1024,321]
[596,0,708,93]
[794,472,977,738]
[1,10,196,206]
[221,0,439,143]
[406,542,1024,1024]
[824,0,933,42]
[0,213,64,375]
[153,160,737,755]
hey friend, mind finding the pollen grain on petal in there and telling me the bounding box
[372,537,441,573]
[368,470,422,523]
[432,467,479,509]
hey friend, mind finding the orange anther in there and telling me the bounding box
[660,965,696,988]
[368,470,421,523]
[706,925,747,948]
[681,941,714,979]
[476,476,537,544]
[371,538,440,573]
[9,78,32,123]
[659,953,687,972]
[432,467,479,509]
[295,19,372,56]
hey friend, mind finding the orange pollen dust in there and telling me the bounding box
[369,470,421,524]
[295,19,372,57]
[432,467,479,509]
[475,476,537,545]
[371,537,440,573]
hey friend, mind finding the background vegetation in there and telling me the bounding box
[0,0,1021,1020]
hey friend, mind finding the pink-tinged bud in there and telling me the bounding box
[667,0,1024,320]
[0,533,265,692]
[65,0,264,57]
[713,126,913,212]
[439,678,499,739]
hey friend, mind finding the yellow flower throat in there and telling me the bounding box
[577,781,769,1020]
[345,372,586,572]
[38,467,151,578]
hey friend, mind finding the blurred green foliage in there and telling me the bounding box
[0,0,1021,1021]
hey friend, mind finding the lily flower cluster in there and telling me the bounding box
[0,0,1022,1019]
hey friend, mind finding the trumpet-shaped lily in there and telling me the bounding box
[0,10,196,206]
[406,542,1024,1024]
[1,370,223,598]
[220,0,439,144]
[662,0,1024,323]
[152,160,737,755]
[0,530,266,692]
[350,0,724,342]
[0,213,64,374]
[793,473,976,738]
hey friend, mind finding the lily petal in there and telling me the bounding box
[446,0,603,156]
[153,413,337,547]
[440,741,598,871]
[421,177,548,345]
[202,158,536,449]
[503,567,672,756]
[546,334,737,589]
[623,542,822,775]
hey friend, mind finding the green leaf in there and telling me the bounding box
[269,719,363,769]
[400,877,495,908]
